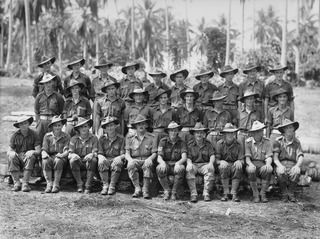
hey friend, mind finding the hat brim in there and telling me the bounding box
[121,63,139,74]
[170,69,189,82]
[221,128,239,133]
[248,125,266,132]
[195,72,214,80]
[190,128,209,134]
[240,93,259,103]
[131,119,150,128]
[243,66,260,74]
[39,75,57,84]
[278,122,299,134]
[74,119,93,130]
[154,90,172,102]
[220,69,238,77]
[13,116,34,128]
[148,72,167,78]
[165,125,182,132]
[269,66,288,73]
[101,119,120,128]
[272,91,289,101]
[129,91,149,100]
[94,63,114,69]
[180,91,199,101]
[208,95,227,103]
[101,82,121,93]
[67,59,85,70]
[38,57,56,68]
[66,82,85,93]
[48,118,67,129]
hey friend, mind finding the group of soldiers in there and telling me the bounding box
[7,55,304,203]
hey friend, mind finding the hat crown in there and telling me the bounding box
[223,123,236,130]
[97,57,108,65]
[281,118,294,125]
[221,65,233,72]
[69,79,83,87]
[250,120,266,131]
[211,91,225,99]
[193,122,206,130]
[244,62,257,69]
[51,115,63,123]
[41,73,55,83]
[132,87,146,94]
[77,117,87,124]
[102,116,118,125]
[16,116,31,124]
[167,121,180,129]
[243,89,257,97]
[125,61,138,67]
[132,114,148,124]
[40,56,51,62]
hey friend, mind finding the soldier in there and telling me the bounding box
[145,69,170,107]
[156,121,187,200]
[34,74,65,144]
[185,122,216,202]
[119,61,143,100]
[33,56,63,98]
[175,89,203,142]
[63,79,92,136]
[64,57,95,101]
[273,119,304,202]
[203,91,231,148]
[7,116,41,192]
[245,121,273,203]
[216,123,244,202]
[68,118,98,193]
[239,63,266,119]
[170,69,188,108]
[97,117,125,195]
[125,114,157,199]
[94,80,125,136]
[219,65,240,126]
[41,116,70,193]
[193,69,218,107]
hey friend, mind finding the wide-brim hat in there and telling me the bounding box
[239,90,259,103]
[221,123,239,133]
[48,115,67,129]
[101,116,120,128]
[208,91,227,103]
[129,88,149,99]
[67,57,85,70]
[219,65,239,77]
[180,88,199,100]
[65,79,85,93]
[39,74,57,84]
[170,69,189,82]
[121,62,140,74]
[269,64,288,73]
[165,121,182,132]
[277,119,299,133]
[74,117,93,130]
[242,63,261,74]
[248,120,266,132]
[94,58,113,69]
[13,116,34,128]
[148,69,167,78]
[195,70,214,80]
[131,114,150,128]
[38,56,56,68]
[190,122,209,134]
[271,88,290,101]
[101,80,120,93]
[154,89,172,101]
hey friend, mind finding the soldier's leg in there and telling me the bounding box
[219,163,232,201]
[186,163,198,203]
[171,163,185,200]
[246,163,259,203]
[127,159,142,197]
[22,154,37,192]
[42,156,54,193]
[69,155,83,192]
[52,156,66,193]
[108,159,124,195]
[85,157,98,194]
[231,162,243,202]
[259,164,273,203]
[142,160,154,199]
[198,164,215,201]
[288,164,300,203]
[98,155,111,195]
[156,162,170,200]
[8,153,23,191]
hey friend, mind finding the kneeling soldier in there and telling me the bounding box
[125,114,157,199]
[7,116,41,192]
[273,119,304,202]
[245,121,273,203]
[69,118,98,193]
[186,122,215,203]
[216,123,244,202]
[42,116,70,193]
[157,122,187,200]
[98,116,125,195]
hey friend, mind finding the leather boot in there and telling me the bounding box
[52,170,63,193]
[142,178,151,199]
[278,179,289,202]
[22,170,32,192]
[171,176,182,200]
[231,179,240,202]
[85,171,94,194]
[187,179,198,203]
[203,180,214,202]
[260,180,269,203]
[221,179,230,201]
[43,170,53,193]
[250,181,260,203]
[131,177,142,198]
[99,171,109,195]
[71,170,83,193]
[158,176,170,200]
[288,181,297,202]
[11,171,21,192]
[108,171,121,195]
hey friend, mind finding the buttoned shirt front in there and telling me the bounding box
[175,106,203,127]
[33,71,63,98]
[203,109,231,130]
[64,72,94,100]
[239,78,265,102]
[42,131,70,155]
[10,128,41,154]
[69,133,98,157]
[216,139,244,163]
[158,136,187,162]
[98,134,125,158]
[218,80,239,105]
[239,108,262,130]
[145,82,170,105]
[245,137,272,161]
[152,107,175,129]
[125,132,157,159]
[94,96,125,120]
[187,139,215,164]
[273,136,304,162]
[267,106,294,127]
[92,73,117,97]
[124,104,154,125]
[63,96,92,119]
[34,91,65,116]
[193,82,218,104]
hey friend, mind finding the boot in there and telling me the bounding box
[11,172,21,192]
[231,179,240,202]
[131,178,142,198]
[221,179,230,201]
[71,170,83,193]
[108,171,121,195]
[288,182,297,203]
[43,170,53,193]
[187,179,198,203]
[22,170,32,192]
[158,176,170,200]
[250,181,260,203]
[142,178,151,199]
[171,176,183,200]
[278,180,289,202]
[99,171,109,195]
[52,170,63,193]
[85,171,94,194]
[260,180,269,203]
[203,180,214,202]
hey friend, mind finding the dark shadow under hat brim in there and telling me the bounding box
[74,119,93,129]
[148,72,167,78]
[121,63,140,74]
[190,128,209,134]
[278,122,299,133]
[48,119,67,129]
[101,82,121,93]
[195,72,214,80]
[131,119,150,128]
[101,119,120,128]
[180,91,199,101]
[243,66,261,74]
[154,90,172,101]
[38,57,56,67]
[13,116,34,128]
[240,93,259,103]
[220,69,238,77]
[170,69,189,82]
[67,59,85,70]
[269,66,288,73]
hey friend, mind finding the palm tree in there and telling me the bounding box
[225,0,231,65]
[189,18,208,58]
[281,0,288,66]
[24,0,31,73]
[240,0,245,55]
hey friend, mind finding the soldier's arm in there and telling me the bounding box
[56,75,64,95]
[32,74,41,98]
[93,101,101,134]
[34,95,41,123]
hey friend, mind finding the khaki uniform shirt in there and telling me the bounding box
[69,133,98,157]
[239,78,265,103]
[145,82,170,106]
[175,106,203,128]
[98,134,125,158]
[203,109,231,130]
[193,82,218,105]
[42,132,70,155]
[33,71,63,98]
[119,77,143,100]
[152,107,175,129]
[158,136,187,162]
[267,106,294,128]
[265,79,293,107]
[124,104,154,126]
[273,136,304,163]
[64,72,94,100]
[170,85,187,108]
[187,139,215,164]
[216,139,244,163]
[245,137,272,161]
[34,91,65,116]
[125,132,157,159]
[92,73,117,98]
[238,108,262,130]
[94,96,125,119]
[10,128,41,154]
[218,80,239,106]
[63,96,92,119]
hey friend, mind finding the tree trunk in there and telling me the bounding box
[0,20,4,67]
[240,0,245,56]
[24,0,32,74]
[5,0,13,70]
[22,34,26,65]
[95,16,100,64]
[281,0,288,66]
[131,0,135,59]
[185,0,189,67]
[295,0,300,78]
[225,0,231,65]
[83,39,87,69]
[318,0,320,49]
[165,0,170,70]
[58,29,63,77]
[146,41,150,70]
[252,0,255,50]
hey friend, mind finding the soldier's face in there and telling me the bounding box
[224,72,235,81]
[104,122,116,134]
[133,93,145,103]
[185,93,195,104]
[136,122,147,133]
[225,132,235,143]
[159,93,169,105]
[200,75,210,84]
[43,62,52,71]
[194,131,206,141]
[126,66,136,75]
[252,130,263,142]
[44,81,54,91]
[106,85,117,97]
[72,63,81,71]
[71,85,81,95]
[153,75,162,83]
[244,96,255,107]
[283,125,295,139]
[274,70,284,80]
[277,93,288,105]
[214,100,223,108]
[174,73,185,85]
[79,123,90,134]
[247,70,257,78]
[99,66,110,73]
[52,122,63,134]
[18,121,30,131]
[168,128,179,140]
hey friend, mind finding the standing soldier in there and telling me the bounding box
[125,114,157,199]
[119,61,143,100]
[170,69,188,108]
[245,121,273,203]
[68,118,98,193]
[145,69,170,108]
[64,57,95,101]
[97,117,125,195]
[273,119,304,202]
[185,122,216,202]
[33,56,63,98]
[216,123,244,202]
[7,116,41,192]
[41,116,70,193]
[34,74,65,144]
[156,121,187,200]
[203,91,231,148]
[193,69,218,108]
[219,65,240,126]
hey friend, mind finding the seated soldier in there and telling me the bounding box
[125,114,157,199]
[97,116,125,195]
[68,118,98,193]
[273,119,304,202]
[216,123,244,202]
[156,122,187,200]
[186,122,215,203]
[42,116,70,193]
[245,121,273,203]
[7,116,41,192]
[170,69,188,108]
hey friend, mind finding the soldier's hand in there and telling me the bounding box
[113,156,123,166]
[186,163,193,172]
[158,162,166,173]
[219,160,228,169]
[174,163,184,174]
[263,163,273,173]
[290,165,300,176]
[84,153,93,162]
[144,158,153,168]
[247,163,256,173]
[41,151,49,159]
[56,153,63,158]
[7,151,16,158]
[25,150,35,158]
[234,160,243,170]
[277,164,286,174]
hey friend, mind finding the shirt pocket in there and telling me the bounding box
[77,106,87,116]
[49,98,58,111]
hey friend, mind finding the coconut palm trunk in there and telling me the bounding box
[240,0,245,56]
[0,20,4,67]
[281,0,288,66]
[225,0,231,65]
[165,0,170,70]
[294,0,300,78]
[131,0,135,59]
[24,0,32,74]
[95,16,100,64]
[5,0,13,70]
